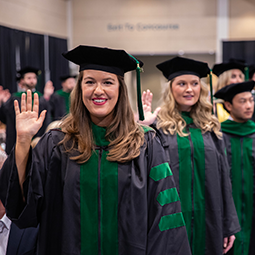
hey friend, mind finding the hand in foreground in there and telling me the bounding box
[223,235,235,254]
[15,90,46,143]
[138,89,161,126]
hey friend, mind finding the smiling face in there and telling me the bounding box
[171,74,201,112]
[81,70,119,127]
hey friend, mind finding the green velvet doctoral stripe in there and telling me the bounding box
[80,152,99,255]
[231,137,253,255]
[56,89,70,114]
[221,120,255,136]
[177,134,192,241]
[13,90,43,98]
[141,125,154,133]
[12,90,43,106]
[100,150,118,255]
[80,123,119,255]
[149,162,172,181]
[158,212,185,231]
[190,128,206,255]
[157,188,180,206]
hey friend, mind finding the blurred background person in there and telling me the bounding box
[49,74,76,121]
[0,67,53,154]
[212,59,245,122]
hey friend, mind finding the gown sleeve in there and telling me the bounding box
[214,134,241,237]
[0,130,59,229]
[145,131,191,255]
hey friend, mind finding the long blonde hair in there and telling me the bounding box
[215,69,245,92]
[157,78,222,138]
[59,71,145,163]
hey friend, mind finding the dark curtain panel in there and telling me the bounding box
[223,40,255,66]
[49,36,69,91]
[0,26,17,93]
[17,30,45,93]
[0,25,69,94]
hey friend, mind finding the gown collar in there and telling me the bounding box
[91,122,110,147]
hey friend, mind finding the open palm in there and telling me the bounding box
[139,89,161,126]
[15,90,46,141]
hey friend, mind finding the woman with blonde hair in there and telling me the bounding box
[212,60,245,122]
[0,46,191,255]
[141,56,240,255]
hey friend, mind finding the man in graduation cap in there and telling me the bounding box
[214,80,255,255]
[0,66,52,154]
[49,74,76,121]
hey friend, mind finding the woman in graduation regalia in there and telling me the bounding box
[141,56,240,255]
[0,45,191,255]
[212,60,245,122]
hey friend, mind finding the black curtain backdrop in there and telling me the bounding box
[223,40,255,66]
[0,26,17,93]
[17,30,45,93]
[0,25,69,94]
[49,36,69,91]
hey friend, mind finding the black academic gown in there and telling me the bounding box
[0,124,191,255]
[6,223,38,255]
[151,114,240,255]
[222,119,255,255]
[49,90,70,121]
[0,92,50,154]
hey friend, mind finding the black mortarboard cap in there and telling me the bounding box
[62,45,143,76]
[16,66,40,80]
[62,45,145,120]
[59,74,77,82]
[212,59,245,77]
[156,56,210,81]
[214,80,255,102]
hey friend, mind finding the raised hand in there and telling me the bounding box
[138,89,161,126]
[43,80,54,100]
[15,90,46,143]
[0,86,11,106]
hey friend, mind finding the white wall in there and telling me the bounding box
[72,0,217,55]
[0,0,67,38]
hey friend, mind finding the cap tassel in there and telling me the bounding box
[209,69,214,114]
[128,54,144,121]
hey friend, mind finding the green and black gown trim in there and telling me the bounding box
[222,119,255,255]
[49,89,71,121]
[0,90,50,154]
[151,112,240,255]
[0,123,191,255]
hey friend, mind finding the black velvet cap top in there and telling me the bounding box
[16,66,40,80]
[212,59,245,77]
[59,75,77,82]
[214,80,255,102]
[62,45,143,77]
[156,56,210,81]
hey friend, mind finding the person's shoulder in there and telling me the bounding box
[45,128,65,144]
[140,124,154,134]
